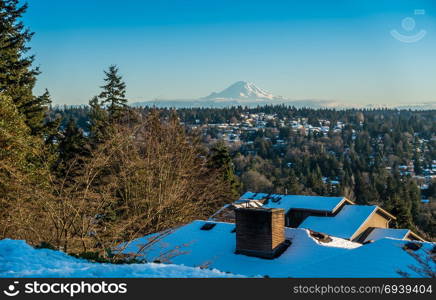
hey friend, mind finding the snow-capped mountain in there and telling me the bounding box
[132,81,291,108]
[131,81,436,109]
[204,81,281,101]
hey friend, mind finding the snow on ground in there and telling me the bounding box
[299,205,377,240]
[123,220,434,278]
[0,239,244,278]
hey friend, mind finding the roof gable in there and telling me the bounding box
[299,205,378,240]
[363,228,410,243]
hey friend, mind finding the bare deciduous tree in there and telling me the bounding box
[2,109,234,258]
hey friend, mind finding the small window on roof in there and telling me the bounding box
[200,223,216,231]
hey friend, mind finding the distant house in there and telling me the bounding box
[212,192,425,243]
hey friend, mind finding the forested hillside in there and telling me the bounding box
[54,105,435,239]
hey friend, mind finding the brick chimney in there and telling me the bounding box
[235,207,289,259]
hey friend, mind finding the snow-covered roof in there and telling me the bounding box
[299,205,378,240]
[121,220,434,278]
[363,228,410,243]
[239,192,347,213]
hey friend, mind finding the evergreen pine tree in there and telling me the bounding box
[209,141,240,199]
[395,194,414,229]
[88,96,109,144]
[58,118,87,163]
[98,65,128,122]
[54,118,89,186]
[0,0,50,134]
[307,165,325,195]
[28,89,53,135]
[286,170,302,194]
[406,180,421,225]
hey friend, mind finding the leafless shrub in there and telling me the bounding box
[398,247,436,278]
[1,110,234,259]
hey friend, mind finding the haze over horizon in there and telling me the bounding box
[25,0,436,106]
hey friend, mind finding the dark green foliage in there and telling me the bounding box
[98,65,128,122]
[58,119,88,161]
[87,65,129,144]
[52,118,89,187]
[285,170,303,194]
[0,0,51,135]
[88,96,110,144]
[209,141,240,199]
[35,242,56,250]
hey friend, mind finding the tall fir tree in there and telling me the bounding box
[59,119,87,162]
[0,0,50,134]
[28,89,53,135]
[209,141,240,199]
[55,118,88,179]
[406,179,421,225]
[98,65,128,122]
[286,170,302,194]
[88,96,109,144]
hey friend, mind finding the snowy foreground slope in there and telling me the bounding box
[1,220,434,278]
[122,221,435,278]
[0,239,243,278]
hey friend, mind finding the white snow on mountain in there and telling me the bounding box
[131,81,435,109]
[204,81,280,101]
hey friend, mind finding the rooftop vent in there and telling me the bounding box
[271,196,282,203]
[200,223,216,231]
[403,242,422,251]
[235,207,290,259]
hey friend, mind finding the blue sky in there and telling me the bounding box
[25,0,436,105]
